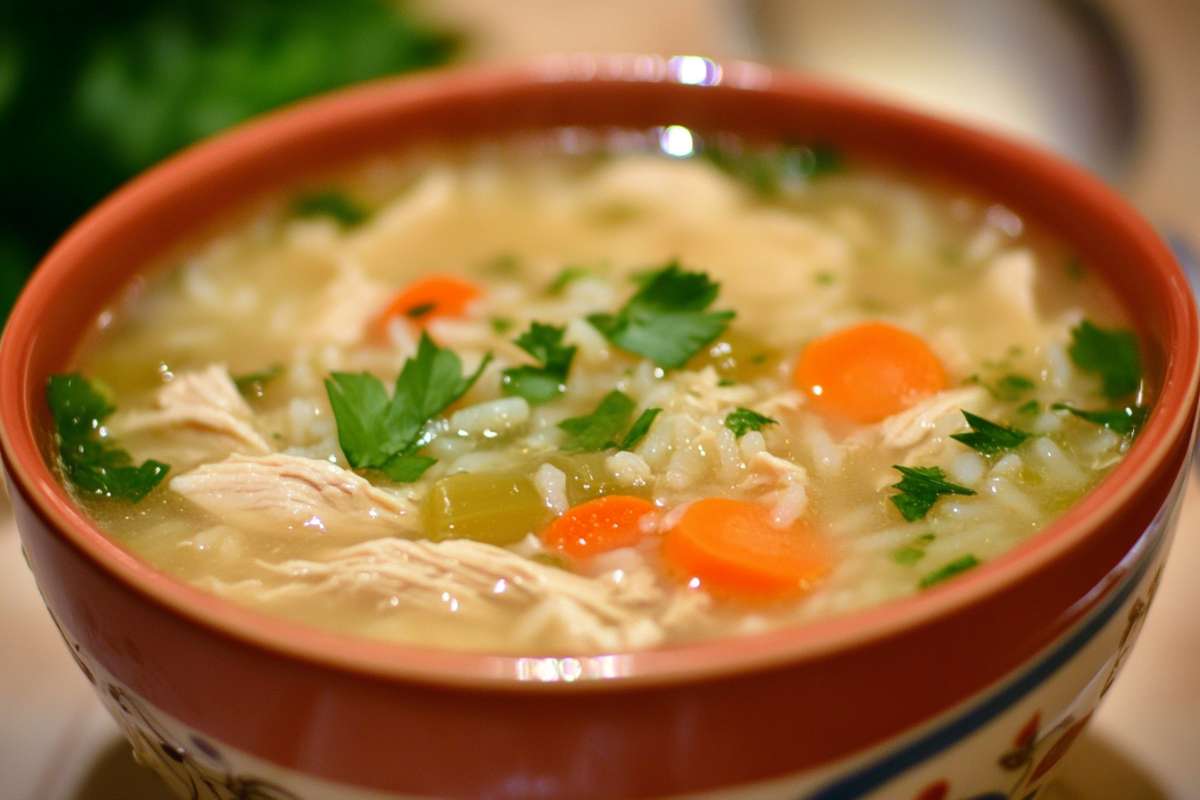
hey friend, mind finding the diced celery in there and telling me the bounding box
[689,329,779,382]
[548,453,649,505]
[423,471,552,545]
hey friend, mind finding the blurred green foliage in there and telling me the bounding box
[0,0,458,322]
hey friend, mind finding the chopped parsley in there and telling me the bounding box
[404,302,436,320]
[1068,320,1142,399]
[501,322,576,405]
[490,317,515,334]
[587,261,734,369]
[892,533,936,566]
[290,190,369,227]
[950,411,1030,455]
[546,266,592,296]
[701,142,843,196]
[1052,403,1148,436]
[47,374,169,502]
[888,465,976,522]
[1017,399,1041,416]
[324,333,491,482]
[814,271,835,287]
[233,364,284,398]
[558,390,660,453]
[724,407,778,438]
[968,372,1035,401]
[920,554,981,589]
[619,408,662,450]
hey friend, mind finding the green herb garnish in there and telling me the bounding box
[920,554,981,589]
[619,408,662,450]
[892,532,936,565]
[889,465,976,522]
[291,190,368,227]
[405,302,436,320]
[47,374,169,502]
[724,407,778,438]
[546,266,592,296]
[702,142,843,196]
[325,333,490,482]
[1017,399,1041,416]
[587,261,734,369]
[950,411,1030,455]
[814,271,835,287]
[1051,403,1148,436]
[233,364,284,398]
[558,390,660,453]
[1068,320,1142,399]
[501,322,576,405]
[490,317,515,335]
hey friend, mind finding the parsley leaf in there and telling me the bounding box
[558,390,660,453]
[1068,320,1142,399]
[950,411,1030,455]
[702,142,843,196]
[291,190,369,227]
[920,554,981,589]
[325,333,490,481]
[889,465,976,522]
[501,322,576,405]
[47,374,168,502]
[620,408,662,450]
[892,532,936,565]
[1017,399,1041,416]
[1051,403,1148,436]
[558,391,634,452]
[233,364,283,397]
[724,407,778,438]
[587,261,734,369]
[546,266,592,296]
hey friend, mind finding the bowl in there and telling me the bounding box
[2,55,1197,799]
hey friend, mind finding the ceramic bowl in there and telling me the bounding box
[2,56,1197,800]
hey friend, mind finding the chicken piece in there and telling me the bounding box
[110,365,271,456]
[984,249,1039,327]
[218,537,669,651]
[875,386,987,450]
[307,264,391,345]
[170,453,416,538]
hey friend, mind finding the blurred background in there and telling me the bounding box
[2,0,1197,797]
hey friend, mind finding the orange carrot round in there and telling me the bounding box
[793,321,946,423]
[373,275,482,336]
[661,498,829,600]
[541,495,656,559]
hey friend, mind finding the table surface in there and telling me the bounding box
[3,1,1198,796]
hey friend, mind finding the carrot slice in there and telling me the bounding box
[661,498,829,600]
[373,275,482,336]
[541,495,656,559]
[793,321,947,424]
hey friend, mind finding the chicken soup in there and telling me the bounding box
[49,132,1148,653]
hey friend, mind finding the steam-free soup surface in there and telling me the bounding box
[53,132,1148,653]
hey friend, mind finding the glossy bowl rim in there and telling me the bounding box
[2,55,1197,690]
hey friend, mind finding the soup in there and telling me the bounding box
[49,132,1148,653]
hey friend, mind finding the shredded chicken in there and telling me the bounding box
[210,537,670,651]
[170,453,416,538]
[984,249,1039,326]
[739,451,810,527]
[874,386,987,450]
[110,365,271,455]
[308,264,390,345]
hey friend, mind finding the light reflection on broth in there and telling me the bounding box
[54,131,1145,653]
